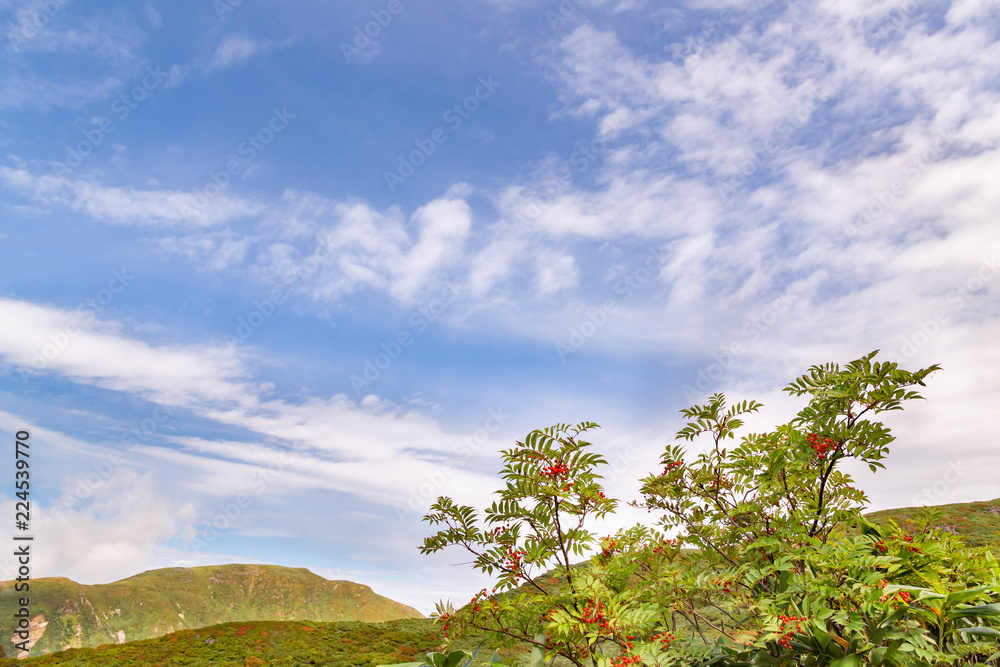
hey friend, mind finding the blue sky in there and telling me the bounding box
[1,0,999,615]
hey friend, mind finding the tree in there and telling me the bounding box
[420,421,622,666]
[419,352,1000,667]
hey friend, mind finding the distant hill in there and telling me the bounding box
[0,618,465,667]
[0,564,422,659]
[863,497,1000,554]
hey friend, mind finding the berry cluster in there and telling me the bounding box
[439,610,451,638]
[621,635,641,664]
[651,631,675,649]
[579,599,612,633]
[806,433,838,459]
[658,459,684,477]
[651,538,677,555]
[609,654,642,667]
[776,614,804,650]
[706,475,731,490]
[490,523,511,537]
[502,548,527,577]
[468,588,489,611]
[600,537,620,560]
[542,461,570,478]
[881,589,912,609]
[874,540,888,554]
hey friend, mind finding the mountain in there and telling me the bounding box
[0,564,422,659]
[863,497,1000,554]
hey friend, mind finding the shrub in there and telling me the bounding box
[420,352,1000,667]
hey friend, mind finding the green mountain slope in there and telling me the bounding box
[0,564,423,659]
[863,497,1000,554]
[0,618,452,667]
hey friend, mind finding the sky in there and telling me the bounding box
[0,0,998,617]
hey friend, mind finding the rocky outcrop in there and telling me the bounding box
[10,614,46,659]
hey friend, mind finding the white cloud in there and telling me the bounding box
[0,166,263,227]
[0,73,122,111]
[159,229,254,270]
[0,297,252,406]
[242,191,473,306]
[208,34,260,71]
[0,296,508,512]
[390,197,472,301]
[535,250,578,296]
[25,471,195,583]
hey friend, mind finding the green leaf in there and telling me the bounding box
[830,654,862,667]
[856,517,883,538]
[948,603,1000,619]
[529,632,548,667]
[958,627,1000,638]
[946,585,997,608]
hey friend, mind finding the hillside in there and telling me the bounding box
[0,564,422,659]
[864,497,1000,554]
[0,618,459,667]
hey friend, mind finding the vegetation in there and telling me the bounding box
[0,618,439,666]
[867,502,1000,557]
[418,352,1000,666]
[0,564,422,657]
[7,351,1000,666]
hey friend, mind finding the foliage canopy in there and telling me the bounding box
[417,352,1000,667]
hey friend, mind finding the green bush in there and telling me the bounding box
[420,352,1000,667]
